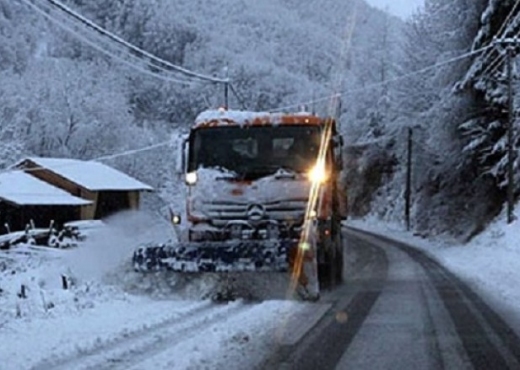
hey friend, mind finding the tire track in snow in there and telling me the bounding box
[30,301,249,370]
[91,302,253,370]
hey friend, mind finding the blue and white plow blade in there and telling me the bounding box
[132,238,321,301]
[132,239,294,273]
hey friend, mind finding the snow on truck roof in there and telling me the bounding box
[0,171,91,206]
[13,157,153,192]
[194,109,327,129]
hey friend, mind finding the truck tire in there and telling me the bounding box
[318,230,343,289]
[317,243,334,290]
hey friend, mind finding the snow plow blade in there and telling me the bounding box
[132,239,294,273]
[132,239,320,301]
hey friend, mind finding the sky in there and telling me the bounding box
[365,0,424,19]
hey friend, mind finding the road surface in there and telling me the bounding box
[267,227,520,369]
[25,227,520,370]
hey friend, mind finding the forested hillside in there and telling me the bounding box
[0,0,402,215]
[1,0,518,238]
[365,0,520,240]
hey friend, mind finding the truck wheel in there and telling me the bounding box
[317,243,334,290]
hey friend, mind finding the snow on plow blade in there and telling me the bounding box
[132,240,294,273]
[132,239,320,301]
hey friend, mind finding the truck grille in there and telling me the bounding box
[204,200,307,225]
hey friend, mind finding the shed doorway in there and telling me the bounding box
[95,191,131,219]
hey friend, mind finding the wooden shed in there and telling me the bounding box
[13,157,153,220]
[0,170,91,233]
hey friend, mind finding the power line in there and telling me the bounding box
[272,94,336,113]
[0,140,172,196]
[481,52,506,79]
[20,0,227,85]
[21,0,198,86]
[44,0,227,84]
[2,141,172,177]
[271,45,491,113]
[21,0,196,85]
[273,4,520,114]
[94,141,171,162]
[488,55,508,79]
[476,1,520,79]
[479,2,520,61]
[498,0,520,38]
[8,1,203,181]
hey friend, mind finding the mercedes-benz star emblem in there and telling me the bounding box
[247,204,265,221]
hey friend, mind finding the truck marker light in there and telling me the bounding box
[185,171,198,185]
[171,214,181,225]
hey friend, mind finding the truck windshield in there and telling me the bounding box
[188,125,322,179]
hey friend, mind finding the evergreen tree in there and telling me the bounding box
[458,0,520,194]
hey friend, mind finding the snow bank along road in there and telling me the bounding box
[2,281,330,370]
[265,228,520,369]
[3,227,520,370]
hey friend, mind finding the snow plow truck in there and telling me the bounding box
[132,109,347,301]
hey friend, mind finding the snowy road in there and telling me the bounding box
[2,227,520,370]
[270,228,520,369]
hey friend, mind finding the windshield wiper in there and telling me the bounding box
[273,167,300,179]
[250,166,300,179]
[202,166,240,180]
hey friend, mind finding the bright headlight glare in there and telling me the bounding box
[307,162,328,183]
[185,171,198,185]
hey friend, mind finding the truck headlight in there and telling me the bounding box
[185,171,197,185]
[171,214,181,225]
[307,162,328,183]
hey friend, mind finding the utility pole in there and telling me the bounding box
[223,65,229,109]
[405,127,412,231]
[493,37,517,224]
[311,90,316,115]
[224,81,229,109]
[507,45,515,224]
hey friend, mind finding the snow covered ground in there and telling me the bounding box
[0,211,324,370]
[348,204,520,328]
[3,207,519,369]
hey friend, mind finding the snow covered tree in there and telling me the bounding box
[457,0,520,197]
[0,0,415,222]
[363,0,503,238]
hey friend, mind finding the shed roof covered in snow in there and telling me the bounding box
[13,157,153,192]
[0,171,92,206]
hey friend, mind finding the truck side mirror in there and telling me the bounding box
[174,133,189,176]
